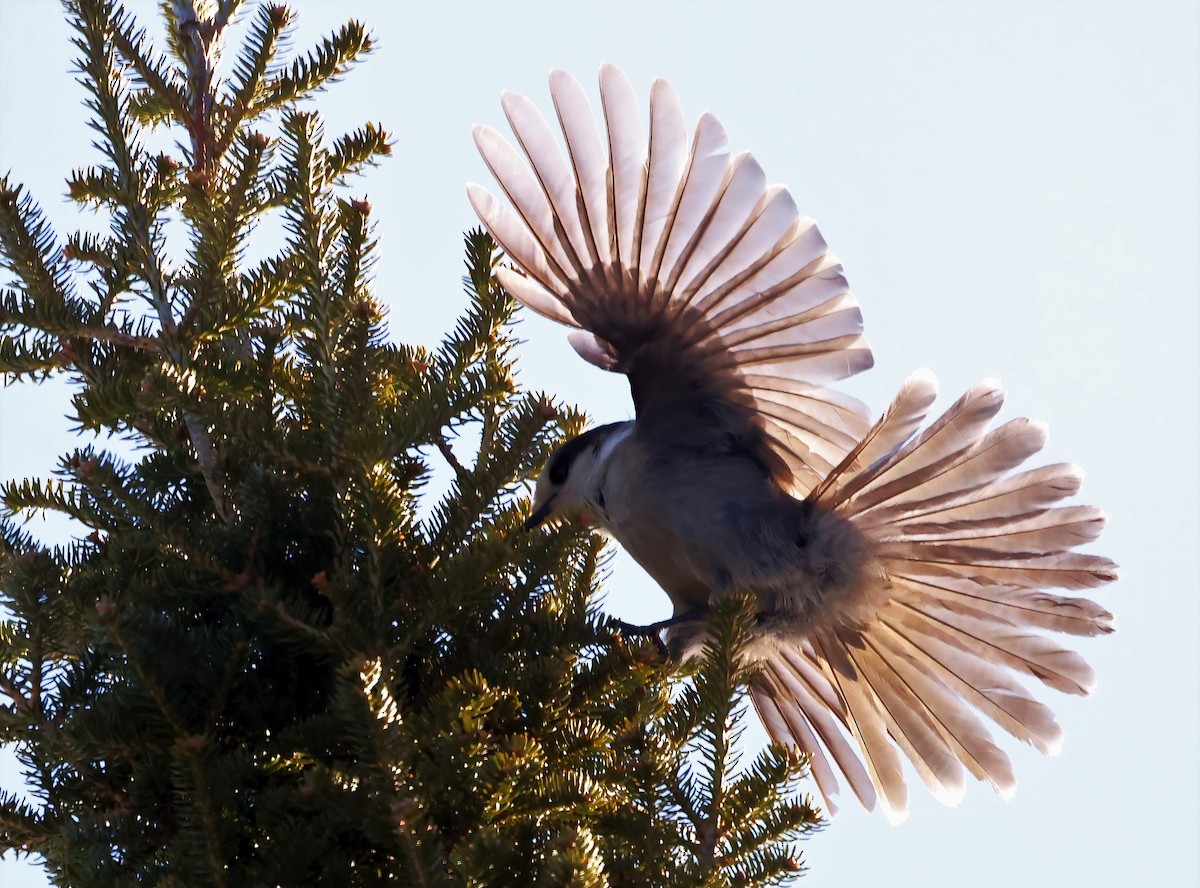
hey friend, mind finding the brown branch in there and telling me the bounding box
[477,406,496,465]
[182,411,232,522]
[71,327,161,352]
[0,670,29,710]
[434,432,471,483]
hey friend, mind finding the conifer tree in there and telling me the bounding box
[0,2,821,885]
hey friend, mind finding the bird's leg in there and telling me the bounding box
[613,609,704,636]
[612,610,704,659]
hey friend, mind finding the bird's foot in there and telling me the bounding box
[612,610,704,660]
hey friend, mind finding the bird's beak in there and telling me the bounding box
[523,497,555,531]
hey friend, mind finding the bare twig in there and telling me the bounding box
[71,326,161,352]
[477,406,496,465]
[434,432,470,483]
[0,670,29,710]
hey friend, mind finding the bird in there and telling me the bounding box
[467,64,1117,823]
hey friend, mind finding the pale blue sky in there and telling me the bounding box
[1,2,1197,886]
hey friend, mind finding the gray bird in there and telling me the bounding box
[468,64,1117,822]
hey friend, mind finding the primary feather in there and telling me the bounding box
[469,65,1117,823]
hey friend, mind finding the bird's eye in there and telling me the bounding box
[549,459,570,485]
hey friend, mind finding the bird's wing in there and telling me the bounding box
[751,371,1117,821]
[468,64,873,496]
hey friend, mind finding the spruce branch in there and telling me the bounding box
[68,0,145,196]
[255,19,373,113]
[328,123,392,182]
[66,3,235,522]
[218,3,293,147]
[0,181,79,318]
[2,4,822,883]
[434,433,471,484]
[0,790,48,853]
[107,2,191,125]
[166,0,221,173]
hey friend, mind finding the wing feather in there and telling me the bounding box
[639,79,688,287]
[472,125,575,283]
[467,183,567,295]
[493,267,580,327]
[759,376,1113,814]
[599,63,647,278]
[501,90,592,278]
[653,112,733,300]
[549,68,612,271]
[470,65,873,496]
[672,152,769,305]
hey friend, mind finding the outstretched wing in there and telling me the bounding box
[468,64,873,496]
[752,372,1117,821]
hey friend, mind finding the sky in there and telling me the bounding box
[0,1,1197,886]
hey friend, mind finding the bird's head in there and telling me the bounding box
[524,422,632,530]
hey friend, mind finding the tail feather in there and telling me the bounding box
[770,651,878,807]
[838,380,1005,513]
[880,504,1106,554]
[813,638,910,823]
[846,641,968,805]
[853,418,1049,523]
[869,630,1017,797]
[753,680,844,814]
[892,574,1113,637]
[891,591,1097,696]
[885,462,1088,528]
[753,653,880,815]
[811,369,939,506]
[876,612,1064,754]
[891,550,1118,592]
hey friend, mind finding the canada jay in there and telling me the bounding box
[468,65,1117,822]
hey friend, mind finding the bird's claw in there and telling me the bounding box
[611,610,703,660]
[613,618,670,659]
